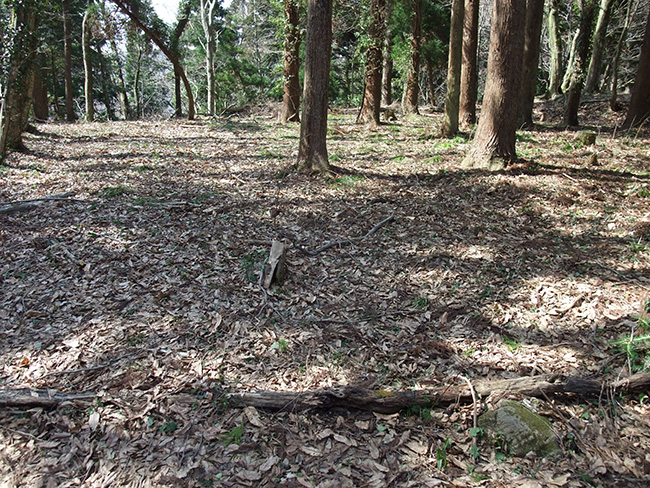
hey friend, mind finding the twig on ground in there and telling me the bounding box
[460,375,478,445]
[294,214,395,256]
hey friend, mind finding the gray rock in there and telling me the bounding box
[478,400,560,458]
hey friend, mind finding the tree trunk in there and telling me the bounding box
[442,0,465,136]
[519,0,545,127]
[564,0,597,127]
[0,0,37,159]
[381,0,394,106]
[171,1,192,118]
[426,59,437,107]
[200,0,219,116]
[50,50,63,119]
[623,7,650,128]
[297,0,332,173]
[62,0,76,121]
[609,0,635,111]
[462,0,526,170]
[32,67,49,121]
[357,0,386,124]
[281,0,301,123]
[561,29,580,93]
[110,0,195,120]
[547,0,563,97]
[459,0,479,128]
[585,0,613,93]
[133,46,142,119]
[82,7,94,122]
[110,38,131,120]
[403,0,421,115]
[98,48,115,121]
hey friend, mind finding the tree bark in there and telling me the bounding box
[381,0,394,106]
[564,0,597,127]
[82,6,94,122]
[547,0,563,97]
[0,0,37,159]
[609,0,635,111]
[62,0,76,121]
[358,0,386,125]
[443,0,465,136]
[133,45,142,119]
[171,0,192,118]
[32,67,49,121]
[200,0,219,116]
[623,7,650,128]
[561,29,580,94]
[585,0,613,93]
[403,0,421,115]
[281,0,301,123]
[98,48,115,121]
[459,0,479,128]
[462,0,526,170]
[110,38,131,120]
[519,0,545,127]
[297,0,332,173]
[50,50,63,119]
[110,0,195,120]
[229,372,650,413]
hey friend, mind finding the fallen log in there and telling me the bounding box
[228,372,650,414]
[0,388,95,408]
[0,192,81,215]
[2,372,649,411]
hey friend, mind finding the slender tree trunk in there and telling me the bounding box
[98,49,115,120]
[133,46,142,119]
[459,0,479,127]
[50,50,63,119]
[585,0,613,93]
[443,0,465,136]
[358,0,386,124]
[82,6,94,122]
[403,0,421,114]
[426,59,436,107]
[200,0,218,116]
[281,0,301,123]
[610,0,635,111]
[519,0,545,127]
[111,0,195,120]
[110,38,130,120]
[564,0,597,127]
[623,7,650,128]
[463,0,526,170]
[62,0,76,121]
[297,0,332,173]
[32,67,49,121]
[561,29,580,93]
[171,2,192,117]
[381,0,394,106]
[1,0,37,159]
[547,0,563,97]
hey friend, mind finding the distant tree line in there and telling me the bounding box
[1,0,649,164]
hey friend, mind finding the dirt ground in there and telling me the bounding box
[1,99,649,487]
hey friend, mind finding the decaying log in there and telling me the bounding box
[3,373,649,411]
[229,372,650,414]
[0,192,80,215]
[0,388,95,408]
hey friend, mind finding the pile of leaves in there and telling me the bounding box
[1,101,649,487]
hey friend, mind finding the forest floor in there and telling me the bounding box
[1,99,650,487]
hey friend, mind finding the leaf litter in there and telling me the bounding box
[1,101,650,486]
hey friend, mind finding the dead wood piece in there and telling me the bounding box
[229,372,650,413]
[295,214,395,256]
[0,388,95,408]
[0,191,81,215]
[263,240,288,288]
